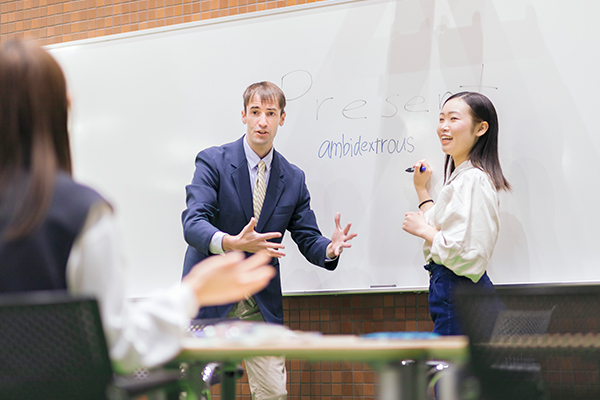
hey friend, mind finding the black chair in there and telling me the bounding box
[455,285,600,400]
[0,291,185,400]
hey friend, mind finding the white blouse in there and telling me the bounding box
[66,201,199,374]
[423,160,500,283]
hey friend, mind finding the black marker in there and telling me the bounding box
[405,166,426,173]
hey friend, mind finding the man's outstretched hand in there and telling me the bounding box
[326,213,357,259]
[222,217,286,258]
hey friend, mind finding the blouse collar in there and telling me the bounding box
[447,159,475,184]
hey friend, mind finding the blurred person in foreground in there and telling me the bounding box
[0,39,275,374]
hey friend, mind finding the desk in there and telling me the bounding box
[176,333,469,400]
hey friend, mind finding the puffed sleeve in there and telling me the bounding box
[67,202,199,374]
[426,171,500,282]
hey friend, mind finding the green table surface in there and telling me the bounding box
[176,333,469,365]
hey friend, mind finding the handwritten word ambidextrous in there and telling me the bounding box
[318,134,415,159]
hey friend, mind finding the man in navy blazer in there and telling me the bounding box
[181,82,356,399]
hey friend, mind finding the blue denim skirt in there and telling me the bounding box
[425,261,495,336]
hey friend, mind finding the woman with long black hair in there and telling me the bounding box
[403,91,510,335]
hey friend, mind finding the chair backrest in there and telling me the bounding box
[0,291,113,400]
[455,285,600,400]
[491,308,555,338]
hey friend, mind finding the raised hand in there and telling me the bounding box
[402,211,438,243]
[222,217,286,258]
[326,212,357,259]
[184,251,275,307]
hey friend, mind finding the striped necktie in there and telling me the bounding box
[253,160,267,222]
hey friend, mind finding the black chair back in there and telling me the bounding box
[0,291,113,400]
[455,284,600,400]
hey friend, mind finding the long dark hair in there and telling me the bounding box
[443,91,511,191]
[0,39,72,240]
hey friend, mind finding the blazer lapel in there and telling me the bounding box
[256,151,284,232]
[230,138,253,223]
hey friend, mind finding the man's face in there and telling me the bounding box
[242,94,286,158]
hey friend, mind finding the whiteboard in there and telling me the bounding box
[47,0,600,297]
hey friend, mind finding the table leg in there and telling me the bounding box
[437,363,459,400]
[180,362,207,400]
[220,361,238,400]
[380,359,428,400]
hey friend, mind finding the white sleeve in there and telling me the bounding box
[427,173,500,282]
[66,202,200,374]
[209,231,226,255]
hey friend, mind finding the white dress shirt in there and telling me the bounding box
[207,137,335,262]
[66,201,199,374]
[208,137,274,254]
[423,160,500,283]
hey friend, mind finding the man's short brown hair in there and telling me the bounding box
[243,81,286,115]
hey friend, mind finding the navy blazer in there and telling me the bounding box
[182,136,338,324]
